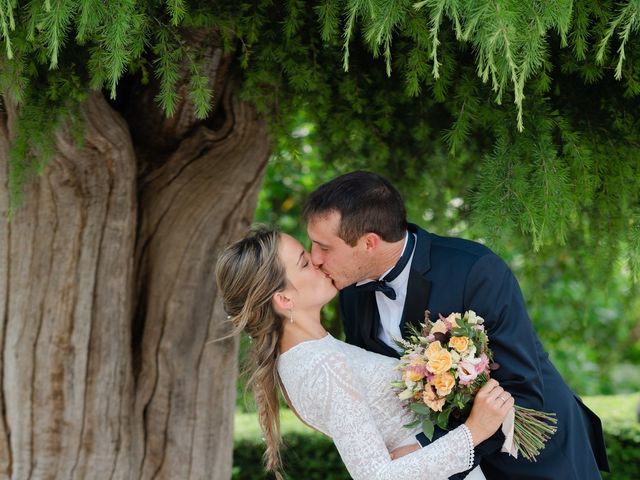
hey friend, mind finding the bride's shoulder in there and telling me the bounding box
[278,335,351,374]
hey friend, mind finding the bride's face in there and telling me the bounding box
[277,234,337,309]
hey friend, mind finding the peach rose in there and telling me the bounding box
[405,368,424,383]
[446,312,462,328]
[430,320,448,335]
[433,372,456,396]
[427,348,453,375]
[449,335,469,353]
[422,385,446,412]
[425,340,443,359]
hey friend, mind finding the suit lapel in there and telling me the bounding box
[399,269,432,337]
[399,224,434,338]
[355,290,401,358]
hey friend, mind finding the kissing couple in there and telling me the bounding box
[216,171,609,480]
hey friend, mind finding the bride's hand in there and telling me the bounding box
[464,378,514,446]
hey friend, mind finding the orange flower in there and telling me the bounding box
[433,372,456,396]
[427,348,453,375]
[405,368,424,382]
[449,335,469,353]
[446,312,462,327]
[430,320,448,334]
[422,385,446,412]
[425,340,443,359]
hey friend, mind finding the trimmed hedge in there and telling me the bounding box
[233,395,640,479]
[233,433,348,480]
[233,425,640,480]
[601,422,640,480]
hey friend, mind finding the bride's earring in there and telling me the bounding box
[289,308,293,324]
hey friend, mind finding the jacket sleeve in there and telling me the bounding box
[455,253,545,463]
[463,253,544,408]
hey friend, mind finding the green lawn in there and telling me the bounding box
[582,393,640,425]
[235,407,319,441]
[235,393,640,440]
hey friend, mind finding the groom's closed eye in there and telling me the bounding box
[311,240,330,251]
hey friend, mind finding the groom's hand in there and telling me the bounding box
[389,442,420,460]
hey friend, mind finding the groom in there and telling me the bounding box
[303,171,608,479]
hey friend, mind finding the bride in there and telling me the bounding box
[216,226,513,480]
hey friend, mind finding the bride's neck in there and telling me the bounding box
[279,311,327,354]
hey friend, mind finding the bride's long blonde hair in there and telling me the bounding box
[215,226,287,478]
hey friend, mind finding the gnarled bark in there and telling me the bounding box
[0,63,269,479]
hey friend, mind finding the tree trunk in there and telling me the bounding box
[0,65,269,478]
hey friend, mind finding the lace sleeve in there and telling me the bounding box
[307,351,474,480]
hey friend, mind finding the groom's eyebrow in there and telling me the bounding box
[296,251,305,266]
[312,240,329,248]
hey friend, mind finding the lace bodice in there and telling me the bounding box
[277,334,475,480]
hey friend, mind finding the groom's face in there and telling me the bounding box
[307,211,371,289]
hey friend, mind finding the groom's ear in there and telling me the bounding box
[362,232,381,252]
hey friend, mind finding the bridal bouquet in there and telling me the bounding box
[392,310,557,461]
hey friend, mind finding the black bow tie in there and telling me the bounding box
[355,232,415,300]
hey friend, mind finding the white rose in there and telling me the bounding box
[461,345,477,362]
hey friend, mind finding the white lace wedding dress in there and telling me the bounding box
[277,333,486,480]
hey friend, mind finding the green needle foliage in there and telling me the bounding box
[0,0,639,280]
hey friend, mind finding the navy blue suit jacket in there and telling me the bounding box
[339,224,609,479]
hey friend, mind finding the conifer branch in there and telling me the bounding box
[316,0,340,42]
[167,0,187,26]
[76,0,106,43]
[342,1,360,71]
[153,26,182,117]
[0,0,16,59]
[185,46,214,119]
[596,0,640,78]
[426,0,445,79]
[103,0,140,98]
[42,0,77,70]
[615,8,638,79]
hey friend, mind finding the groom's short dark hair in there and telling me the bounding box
[303,171,407,246]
